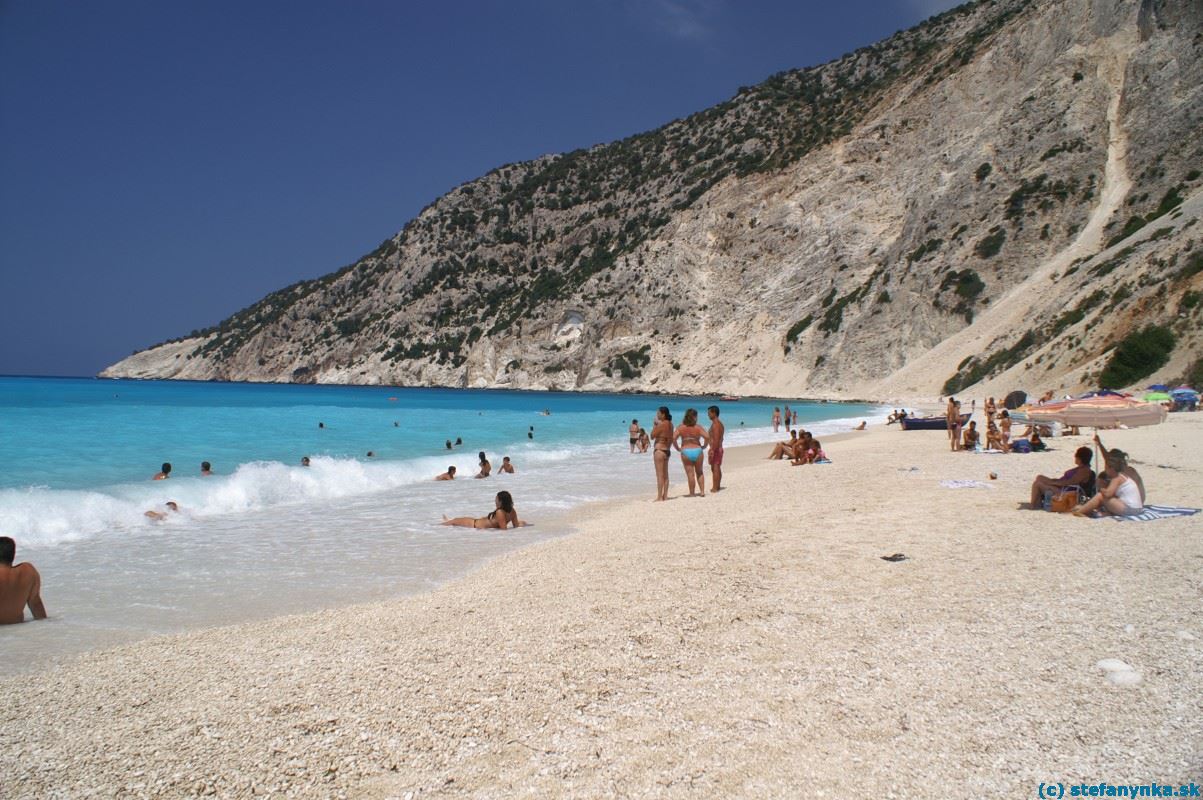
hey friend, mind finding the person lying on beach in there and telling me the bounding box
[153,462,171,480]
[436,466,456,480]
[673,408,708,497]
[1027,446,1093,509]
[499,457,515,474]
[475,452,491,479]
[962,421,979,450]
[1072,450,1143,517]
[1092,434,1145,504]
[768,430,798,460]
[0,536,48,624]
[144,501,180,521]
[442,491,524,529]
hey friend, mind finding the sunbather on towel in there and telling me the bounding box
[1073,447,1143,517]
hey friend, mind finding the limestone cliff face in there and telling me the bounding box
[103,0,1203,400]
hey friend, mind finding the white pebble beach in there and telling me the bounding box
[3,412,1202,798]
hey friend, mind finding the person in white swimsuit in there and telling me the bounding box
[1073,450,1144,517]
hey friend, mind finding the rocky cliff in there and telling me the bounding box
[103,0,1203,400]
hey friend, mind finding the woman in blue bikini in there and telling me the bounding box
[673,408,709,497]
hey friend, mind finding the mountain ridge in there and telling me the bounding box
[103,0,1203,400]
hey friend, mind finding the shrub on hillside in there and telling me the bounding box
[1098,325,1176,389]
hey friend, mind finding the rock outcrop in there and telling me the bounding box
[103,0,1203,399]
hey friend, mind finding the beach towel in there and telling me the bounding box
[940,479,995,489]
[1107,505,1201,522]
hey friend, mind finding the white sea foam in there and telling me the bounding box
[0,411,886,548]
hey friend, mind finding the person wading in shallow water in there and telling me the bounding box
[0,536,48,625]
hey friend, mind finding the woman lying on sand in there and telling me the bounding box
[442,491,524,529]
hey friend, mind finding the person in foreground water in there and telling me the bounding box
[0,536,48,624]
[442,491,525,529]
[436,466,457,480]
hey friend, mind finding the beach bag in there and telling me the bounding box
[1050,491,1077,513]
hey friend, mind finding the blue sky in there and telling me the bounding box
[0,0,959,376]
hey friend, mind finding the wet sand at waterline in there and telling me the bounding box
[3,414,1201,798]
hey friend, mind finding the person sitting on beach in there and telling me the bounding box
[499,457,515,474]
[0,536,48,624]
[1028,430,1048,452]
[790,431,814,465]
[153,462,171,480]
[475,452,491,479]
[1092,434,1145,504]
[442,490,525,529]
[1027,446,1093,510]
[853,421,866,431]
[1073,449,1143,517]
[436,466,456,481]
[985,422,1008,452]
[768,430,798,460]
[962,420,980,450]
[637,427,650,453]
[144,501,180,521]
[673,408,708,497]
[887,410,899,424]
[200,461,212,476]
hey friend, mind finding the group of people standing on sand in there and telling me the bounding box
[771,405,799,432]
[946,396,1017,453]
[646,405,725,500]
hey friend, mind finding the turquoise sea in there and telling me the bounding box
[0,376,882,670]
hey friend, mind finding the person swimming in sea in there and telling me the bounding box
[200,461,212,476]
[153,463,171,480]
[144,501,180,521]
[301,456,311,467]
[446,439,453,450]
[436,466,456,480]
[475,451,492,478]
[442,490,525,529]
[673,408,708,497]
[499,456,515,474]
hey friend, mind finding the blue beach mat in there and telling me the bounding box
[1108,505,1201,522]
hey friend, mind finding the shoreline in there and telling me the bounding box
[5,414,1199,796]
[10,371,914,406]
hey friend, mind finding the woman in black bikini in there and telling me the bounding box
[442,490,524,529]
[650,406,673,502]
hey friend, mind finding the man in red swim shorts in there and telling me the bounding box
[707,405,725,493]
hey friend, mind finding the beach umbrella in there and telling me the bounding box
[1142,392,1171,402]
[1003,390,1027,409]
[1173,385,1196,393]
[1041,395,1166,428]
[1147,384,1169,392]
[1078,389,1130,399]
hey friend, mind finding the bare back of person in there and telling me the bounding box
[0,562,47,624]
